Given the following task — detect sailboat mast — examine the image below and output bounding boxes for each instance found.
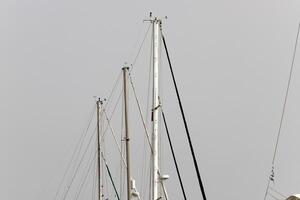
[152,18,161,200]
[122,66,132,200]
[96,98,102,200]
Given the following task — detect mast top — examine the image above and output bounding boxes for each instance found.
[96,97,106,105]
[122,62,130,71]
[143,13,164,25]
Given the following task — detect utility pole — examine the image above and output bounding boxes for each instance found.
[122,66,132,200]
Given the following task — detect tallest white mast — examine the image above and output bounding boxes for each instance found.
[152,17,161,200]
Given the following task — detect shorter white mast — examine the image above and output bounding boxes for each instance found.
[122,66,132,200]
[96,99,102,200]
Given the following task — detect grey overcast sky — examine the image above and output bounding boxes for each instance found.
[1,0,300,200]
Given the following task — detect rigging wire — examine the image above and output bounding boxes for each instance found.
[94,23,151,200]
[159,30,164,172]
[264,22,300,200]
[53,104,96,200]
[92,144,97,200]
[128,72,153,153]
[160,105,187,200]
[272,22,300,169]
[269,187,287,199]
[53,22,151,200]
[100,109,107,200]
[120,88,125,200]
[130,23,152,70]
[102,89,123,137]
[161,31,207,200]
[102,153,121,200]
[145,28,154,200]
[268,191,284,200]
[101,91,123,150]
[129,65,156,200]
[74,150,97,200]
[102,21,151,154]
[102,108,127,167]
[93,22,150,200]
[104,71,122,114]
[61,127,97,200]
[139,24,154,199]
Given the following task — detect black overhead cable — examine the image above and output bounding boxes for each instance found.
[160,106,187,200]
[161,33,207,200]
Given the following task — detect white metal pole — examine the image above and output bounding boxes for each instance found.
[122,66,132,200]
[96,99,102,200]
[152,18,161,200]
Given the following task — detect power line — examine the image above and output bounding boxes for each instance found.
[272,22,300,166]
[264,22,300,200]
